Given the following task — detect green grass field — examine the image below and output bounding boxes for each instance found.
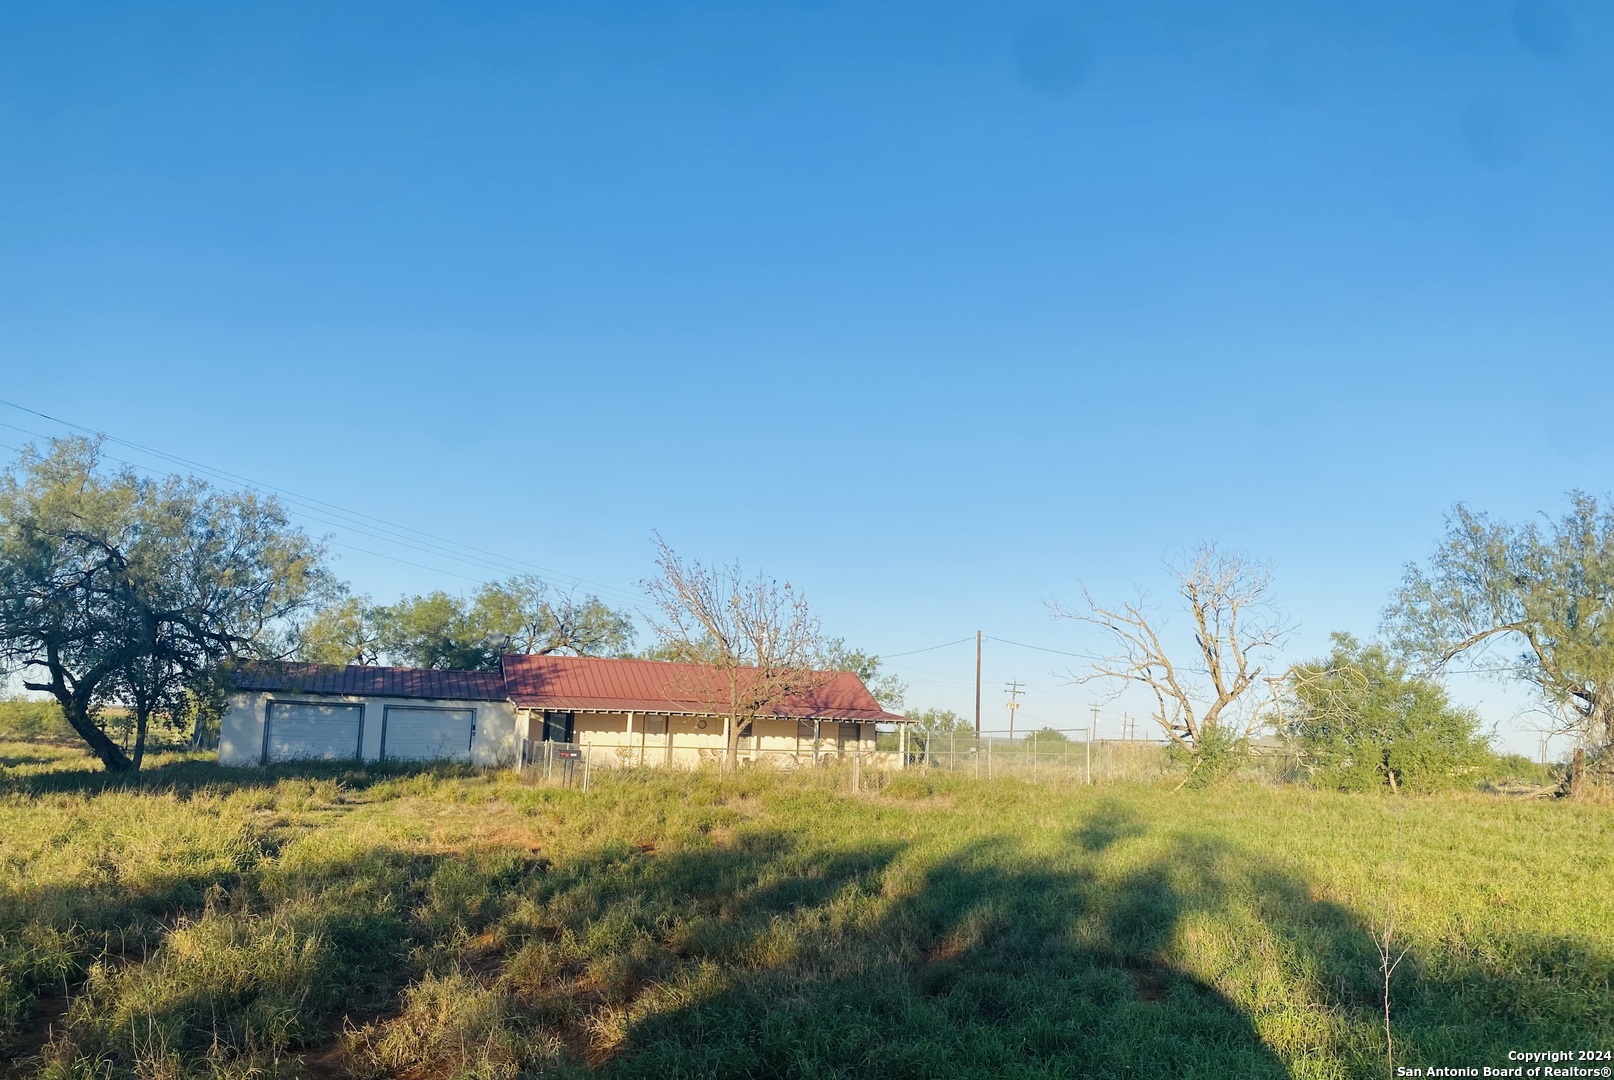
[1,739,1609,1080]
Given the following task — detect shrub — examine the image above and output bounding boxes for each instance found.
[0,696,71,739]
[1281,633,1495,793]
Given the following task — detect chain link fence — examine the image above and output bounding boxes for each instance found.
[515,729,1303,787]
[900,732,1171,782]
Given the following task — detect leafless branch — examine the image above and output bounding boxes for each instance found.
[1053,543,1293,754]
[641,533,827,768]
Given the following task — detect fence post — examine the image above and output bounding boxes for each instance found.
[950,730,956,771]
[987,737,992,780]
[582,744,591,793]
[852,750,860,795]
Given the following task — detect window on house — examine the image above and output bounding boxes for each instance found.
[542,710,575,743]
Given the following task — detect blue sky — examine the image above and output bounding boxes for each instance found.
[2,1,1610,754]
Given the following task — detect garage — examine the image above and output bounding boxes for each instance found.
[381,705,476,762]
[263,701,363,764]
[220,663,515,768]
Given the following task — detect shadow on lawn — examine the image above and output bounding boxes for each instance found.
[594,804,1612,1079]
[601,826,1298,1079]
[0,750,470,799]
[9,786,1612,1080]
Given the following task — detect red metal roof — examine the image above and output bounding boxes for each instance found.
[500,654,906,721]
[231,662,508,702]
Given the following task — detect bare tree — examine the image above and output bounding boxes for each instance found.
[1053,544,1292,776]
[1375,904,1410,1076]
[640,533,827,769]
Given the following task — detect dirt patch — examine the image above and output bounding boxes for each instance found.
[1123,960,1171,1003]
[289,1041,353,1080]
[2,995,70,1079]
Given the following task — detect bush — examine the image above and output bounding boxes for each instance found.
[1489,753,1554,787]
[1165,724,1251,787]
[0,696,70,739]
[1281,633,1495,793]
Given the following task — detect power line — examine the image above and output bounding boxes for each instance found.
[0,399,645,603]
[875,636,974,659]
[3,416,541,591]
[988,635,1106,661]
[0,399,648,606]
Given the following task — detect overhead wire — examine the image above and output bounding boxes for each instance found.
[0,399,646,602]
[988,635,1106,661]
[0,400,648,605]
[3,417,520,589]
[873,636,974,659]
[8,406,1535,682]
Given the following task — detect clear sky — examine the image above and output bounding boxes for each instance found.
[2,1,1610,754]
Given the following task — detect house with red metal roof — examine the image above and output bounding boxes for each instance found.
[218,654,907,769]
[502,654,905,768]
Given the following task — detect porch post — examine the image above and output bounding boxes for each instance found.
[626,711,635,765]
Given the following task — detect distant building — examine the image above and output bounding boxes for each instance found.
[219,654,907,769]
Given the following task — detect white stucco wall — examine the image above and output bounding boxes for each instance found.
[220,691,518,768]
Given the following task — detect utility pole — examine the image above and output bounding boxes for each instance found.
[974,631,982,736]
[1005,680,1023,740]
[1087,704,1097,785]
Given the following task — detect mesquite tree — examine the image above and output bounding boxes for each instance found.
[0,438,334,771]
[1386,494,1614,759]
[298,577,635,670]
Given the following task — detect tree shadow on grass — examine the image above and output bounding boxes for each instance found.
[6,826,907,1077]
[8,792,1612,1079]
[592,804,1613,1079]
[1071,799,1150,853]
[602,833,1295,1079]
[0,751,72,769]
[0,749,477,800]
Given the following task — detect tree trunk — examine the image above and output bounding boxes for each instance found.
[62,697,134,773]
[725,674,739,771]
[131,703,151,772]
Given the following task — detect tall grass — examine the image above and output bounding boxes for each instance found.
[0,739,1608,1079]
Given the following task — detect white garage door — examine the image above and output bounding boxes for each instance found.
[264,702,363,764]
[382,706,475,762]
